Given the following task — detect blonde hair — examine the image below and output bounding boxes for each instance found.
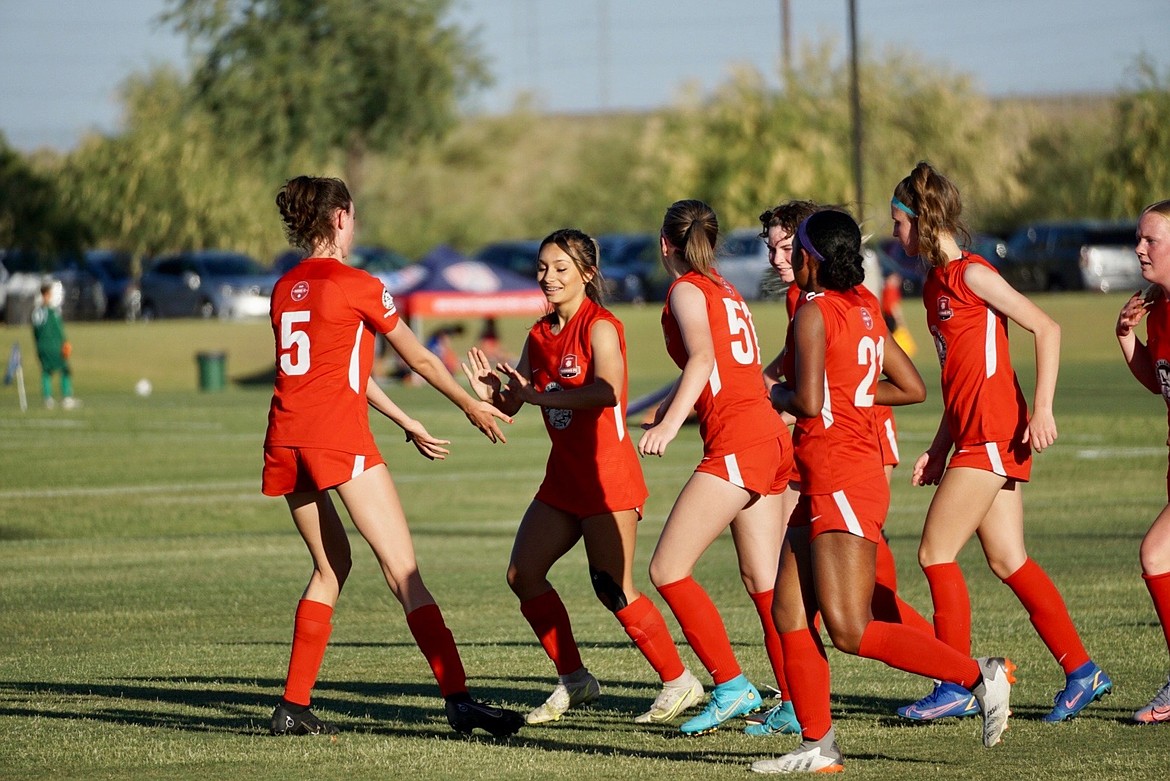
[662,199,719,281]
[892,161,971,270]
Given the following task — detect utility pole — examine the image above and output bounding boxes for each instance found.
[847,0,864,216]
[780,0,792,84]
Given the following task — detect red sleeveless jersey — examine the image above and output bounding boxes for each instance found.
[527,298,649,516]
[662,270,782,456]
[1147,288,1170,424]
[264,257,400,452]
[792,289,887,494]
[923,254,1028,447]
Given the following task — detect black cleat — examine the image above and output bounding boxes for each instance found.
[445,693,524,737]
[270,701,339,736]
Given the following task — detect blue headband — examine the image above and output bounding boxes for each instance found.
[795,217,824,265]
[891,197,917,217]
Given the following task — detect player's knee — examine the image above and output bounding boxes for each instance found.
[821,611,865,655]
[505,562,525,596]
[1140,535,1170,575]
[589,566,628,612]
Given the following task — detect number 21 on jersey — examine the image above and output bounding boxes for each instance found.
[854,335,884,407]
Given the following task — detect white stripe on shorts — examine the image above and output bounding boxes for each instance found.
[984,442,1006,477]
[883,417,900,462]
[351,454,366,480]
[725,453,744,489]
[832,489,865,537]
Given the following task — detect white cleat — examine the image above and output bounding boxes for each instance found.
[635,668,703,724]
[525,670,601,724]
[972,657,1017,747]
[750,726,844,774]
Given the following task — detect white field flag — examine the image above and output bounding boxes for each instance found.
[4,342,26,412]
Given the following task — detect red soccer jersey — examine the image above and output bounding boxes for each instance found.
[264,257,400,452]
[662,270,782,456]
[1147,288,1170,424]
[527,298,649,516]
[792,289,887,494]
[923,254,1028,447]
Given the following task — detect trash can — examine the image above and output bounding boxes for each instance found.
[196,351,227,392]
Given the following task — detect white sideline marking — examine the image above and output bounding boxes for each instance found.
[1075,447,1166,459]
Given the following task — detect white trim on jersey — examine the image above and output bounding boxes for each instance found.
[883,417,900,462]
[614,404,626,442]
[820,373,834,429]
[709,360,722,396]
[351,454,366,480]
[725,453,745,488]
[984,308,997,379]
[348,322,363,393]
[832,490,865,537]
[984,442,1007,477]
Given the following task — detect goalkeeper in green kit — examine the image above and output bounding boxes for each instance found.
[31,280,77,410]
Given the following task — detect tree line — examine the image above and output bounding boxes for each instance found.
[2,0,1168,269]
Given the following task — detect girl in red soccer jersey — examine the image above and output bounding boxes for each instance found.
[752,209,1014,774]
[637,199,793,735]
[890,161,1110,724]
[1116,199,1170,725]
[263,176,522,738]
[461,228,703,726]
[747,201,936,739]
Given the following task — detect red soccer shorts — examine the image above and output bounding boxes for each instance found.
[949,439,1031,482]
[696,435,790,496]
[789,475,889,543]
[262,446,385,496]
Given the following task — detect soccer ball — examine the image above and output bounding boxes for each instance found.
[135,378,153,397]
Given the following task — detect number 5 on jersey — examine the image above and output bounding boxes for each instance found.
[281,311,311,376]
[723,299,761,366]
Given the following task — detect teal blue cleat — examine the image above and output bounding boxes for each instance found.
[680,674,762,735]
[744,699,801,736]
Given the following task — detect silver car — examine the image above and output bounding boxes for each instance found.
[140,250,276,319]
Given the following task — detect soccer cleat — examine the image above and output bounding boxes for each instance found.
[635,668,703,724]
[1042,661,1113,722]
[525,670,601,725]
[61,397,79,410]
[1133,676,1170,725]
[750,726,844,774]
[744,699,801,736]
[270,701,339,736]
[897,681,979,721]
[971,657,1016,748]
[679,673,762,735]
[445,693,524,737]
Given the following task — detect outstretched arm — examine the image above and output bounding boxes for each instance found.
[365,378,451,460]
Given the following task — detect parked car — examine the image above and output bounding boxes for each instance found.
[0,248,106,324]
[597,233,660,302]
[716,228,771,300]
[139,250,277,320]
[1001,221,1138,292]
[59,250,140,320]
[473,240,542,278]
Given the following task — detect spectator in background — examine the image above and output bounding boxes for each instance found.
[31,280,77,410]
[426,324,464,373]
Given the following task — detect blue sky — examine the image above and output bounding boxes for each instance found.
[2,0,1168,152]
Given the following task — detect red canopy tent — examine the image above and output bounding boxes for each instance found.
[381,245,547,337]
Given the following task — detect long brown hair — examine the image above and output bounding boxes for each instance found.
[893,161,971,270]
[662,199,719,281]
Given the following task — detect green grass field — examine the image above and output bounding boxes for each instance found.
[1,293,1167,780]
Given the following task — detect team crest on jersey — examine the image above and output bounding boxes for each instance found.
[860,307,874,330]
[543,381,573,429]
[559,353,581,379]
[936,295,954,321]
[1157,359,1170,402]
[291,281,309,301]
[931,325,948,367]
[381,287,397,315]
